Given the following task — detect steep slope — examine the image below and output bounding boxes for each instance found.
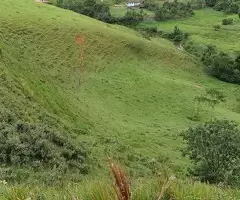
[0,0,240,179]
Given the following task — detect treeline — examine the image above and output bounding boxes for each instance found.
[143,0,195,21]
[206,0,240,14]
[56,0,195,25]
[55,0,239,26]
[56,0,144,25]
[155,1,194,21]
[56,0,114,23]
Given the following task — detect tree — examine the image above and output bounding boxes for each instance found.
[205,0,217,7]
[203,88,225,110]
[118,10,144,26]
[155,0,194,21]
[191,88,225,121]
[181,120,240,186]
[56,0,115,23]
[201,45,217,66]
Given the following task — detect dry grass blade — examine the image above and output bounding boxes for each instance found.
[109,161,130,200]
[157,175,176,200]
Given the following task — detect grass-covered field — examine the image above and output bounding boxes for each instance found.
[0,0,240,198]
[110,6,155,18]
[139,9,240,53]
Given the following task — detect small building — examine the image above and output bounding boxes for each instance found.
[126,0,144,8]
[35,0,49,3]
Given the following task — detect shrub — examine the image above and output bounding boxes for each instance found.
[181,120,240,187]
[190,0,206,9]
[213,24,221,31]
[165,26,189,43]
[117,10,144,26]
[214,0,240,14]
[137,26,158,38]
[201,45,240,84]
[143,0,159,11]
[206,0,218,7]
[204,0,240,14]
[0,108,89,182]
[222,18,234,25]
[191,88,225,121]
[155,1,194,21]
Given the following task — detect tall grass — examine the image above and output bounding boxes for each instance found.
[1,163,240,200]
[110,161,130,200]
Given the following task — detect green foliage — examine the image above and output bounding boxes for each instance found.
[222,18,234,25]
[213,24,221,30]
[0,108,89,183]
[165,26,189,42]
[181,120,240,186]
[56,0,115,23]
[214,0,240,14]
[117,9,144,26]
[1,0,240,192]
[190,0,206,9]
[201,45,240,84]
[143,0,159,11]
[190,88,225,121]
[155,0,194,21]
[203,88,226,109]
[205,0,218,7]
[235,88,240,113]
[205,0,240,13]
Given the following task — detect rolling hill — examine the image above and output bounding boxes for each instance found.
[0,0,240,198]
[1,0,240,173]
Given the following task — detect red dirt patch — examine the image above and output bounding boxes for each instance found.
[76,35,85,45]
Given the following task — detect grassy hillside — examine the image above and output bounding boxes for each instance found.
[1,0,240,176]
[1,0,240,198]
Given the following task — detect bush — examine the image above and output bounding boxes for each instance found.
[143,0,159,11]
[181,120,240,187]
[0,108,89,182]
[222,18,233,25]
[155,1,194,21]
[202,45,240,84]
[204,0,240,14]
[117,10,144,26]
[137,26,158,38]
[190,0,207,9]
[205,0,218,7]
[213,24,221,30]
[214,0,240,14]
[164,26,189,42]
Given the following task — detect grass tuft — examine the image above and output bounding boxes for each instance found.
[110,160,131,200]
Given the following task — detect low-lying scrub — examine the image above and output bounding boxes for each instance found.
[202,45,240,84]
[0,107,89,183]
[1,162,240,199]
[222,18,234,25]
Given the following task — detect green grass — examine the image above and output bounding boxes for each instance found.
[110,6,155,18]
[1,177,240,199]
[0,0,240,197]
[1,0,240,175]
[139,8,240,53]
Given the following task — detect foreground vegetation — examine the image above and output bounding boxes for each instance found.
[1,162,240,200]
